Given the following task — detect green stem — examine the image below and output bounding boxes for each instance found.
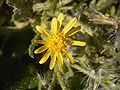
[48,73,57,90]
[57,72,69,90]
[0,20,32,34]
[71,64,100,80]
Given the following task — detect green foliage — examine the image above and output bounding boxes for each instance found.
[0,0,120,90]
[7,0,33,21]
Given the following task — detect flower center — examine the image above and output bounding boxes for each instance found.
[47,33,67,52]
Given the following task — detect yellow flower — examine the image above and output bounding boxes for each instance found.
[34,13,86,70]
[105,13,110,17]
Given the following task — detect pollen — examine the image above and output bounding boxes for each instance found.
[47,34,67,52]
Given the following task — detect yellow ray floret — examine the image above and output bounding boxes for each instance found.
[65,26,81,37]
[39,50,51,64]
[62,17,77,35]
[57,52,63,67]
[34,13,86,70]
[63,49,74,64]
[51,18,58,35]
[36,26,51,38]
[34,45,48,54]
[57,13,64,30]
[34,40,47,44]
[70,40,86,46]
[50,52,57,70]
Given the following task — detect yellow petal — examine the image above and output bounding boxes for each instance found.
[51,18,57,35]
[34,40,47,44]
[57,13,64,30]
[39,50,51,64]
[34,45,48,54]
[65,26,81,37]
[63,49,74,64]
[70,40,86,46]
[36,25,51,38]
[62,17,77,35]
[57,52,63,67]
[49,52,57,70]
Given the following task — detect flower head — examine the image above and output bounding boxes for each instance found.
[34,13,86,70]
